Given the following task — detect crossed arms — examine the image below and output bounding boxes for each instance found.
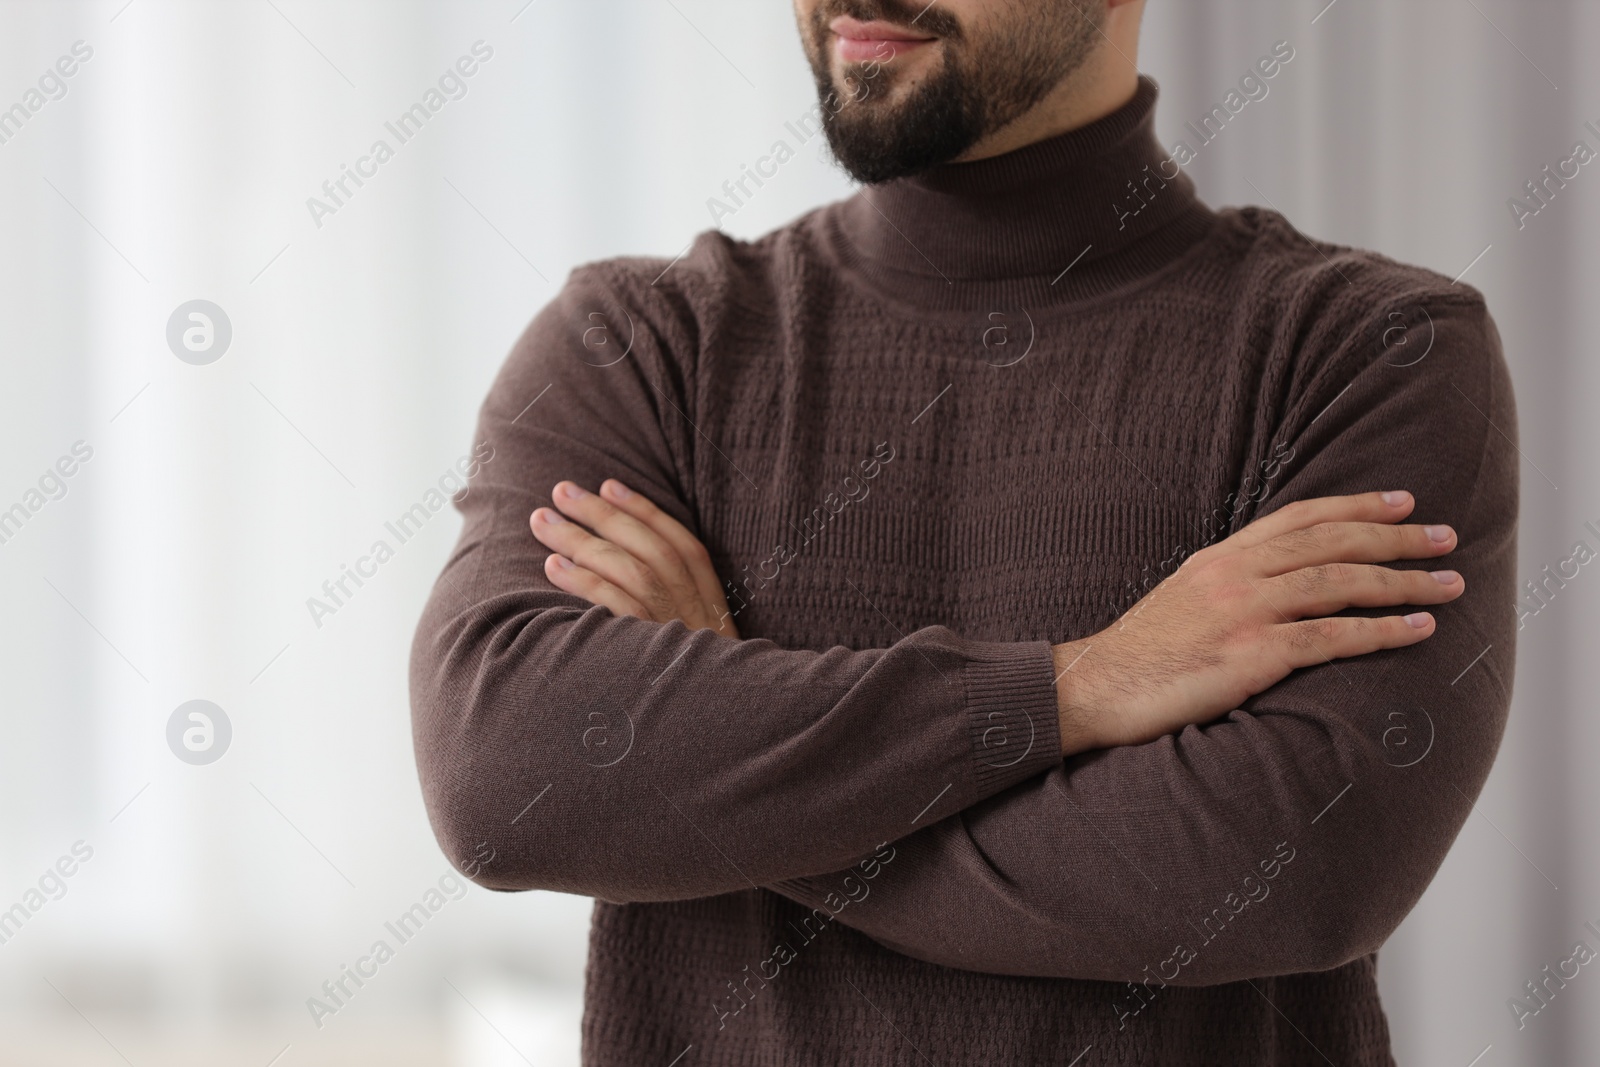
[409,268,1518,985]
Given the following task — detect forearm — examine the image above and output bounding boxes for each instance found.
[412,566,1064,900]
[778,295,1518,982]
[775,582,1512,983]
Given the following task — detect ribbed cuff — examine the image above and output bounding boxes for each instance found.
[964,641,1064,793]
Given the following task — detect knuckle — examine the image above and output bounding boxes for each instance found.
[1219,578,1253,607]
[1413,570,1445,595]
[1306,522,1343,548]
[1223,619,1269,655]
[1273,528,1319,558]
[1290,565,1330,595]
[1280,500,1315,525]
[1190,554,1236,586]
[1328,562,1360,585]
[1290,618,1337,648]
[626,559,661,594]
[587,538,624,567]
[629,574,672,616]
[1188,542,1233,574]
[665,566,698,601]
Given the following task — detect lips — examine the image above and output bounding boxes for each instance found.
[829,15,937,63]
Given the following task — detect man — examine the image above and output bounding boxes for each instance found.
[411,0,1517,1063]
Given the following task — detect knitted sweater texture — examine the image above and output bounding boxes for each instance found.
[411,78,1518,1066]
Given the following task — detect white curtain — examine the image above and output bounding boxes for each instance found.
[0,1,1593,1063]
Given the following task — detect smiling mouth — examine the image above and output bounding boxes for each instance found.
[828,15,938,63]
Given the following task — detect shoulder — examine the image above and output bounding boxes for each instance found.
[488,214,824,425]
[561,210,827,352]
[1212,205,1496,344]
[1205,206,1504,408]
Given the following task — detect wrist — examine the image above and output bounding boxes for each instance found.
[1050,639,1104,757]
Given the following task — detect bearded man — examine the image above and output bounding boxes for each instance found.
[411,2,1518,1063]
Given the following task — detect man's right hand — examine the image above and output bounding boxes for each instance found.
[1051,490,1465,756]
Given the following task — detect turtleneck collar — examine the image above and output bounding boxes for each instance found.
[817,75,1217,314]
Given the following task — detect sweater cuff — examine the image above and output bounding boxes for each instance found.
[963,641,1063,793]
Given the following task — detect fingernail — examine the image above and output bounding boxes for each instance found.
[537,508,565,524]
[1430,570,1461,584]
[552,554,574,569]
[1424,525,1453,543]
[1404,612,1431,628]
[556,482,586,500]
[605,480,632,500]
[1381,490,1410,506]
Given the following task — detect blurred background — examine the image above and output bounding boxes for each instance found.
[0,0,1595,1063]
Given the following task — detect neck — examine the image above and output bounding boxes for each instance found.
[817,76,1217,314]
[957,53,1142,163]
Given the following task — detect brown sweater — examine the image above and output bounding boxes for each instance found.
[411,77,1517,1065]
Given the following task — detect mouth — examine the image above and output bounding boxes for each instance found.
[828,15,938,63]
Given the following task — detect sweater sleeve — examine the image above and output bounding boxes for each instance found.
[408,262,1064,902]
[773,295,1519,985]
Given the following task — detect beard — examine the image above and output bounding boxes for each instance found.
[801,0,1104,184]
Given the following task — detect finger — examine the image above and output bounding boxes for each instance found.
[599,479,729,616]
[1226,490,1415,551]
[542,553,651,621]
[1274,612,1436,671]
[1245,520,1456,578]
[1264,564,1465,618]
[530,507,673,619]
[548,482,700,605]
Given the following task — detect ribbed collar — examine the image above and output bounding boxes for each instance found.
[817,75,1217,314]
